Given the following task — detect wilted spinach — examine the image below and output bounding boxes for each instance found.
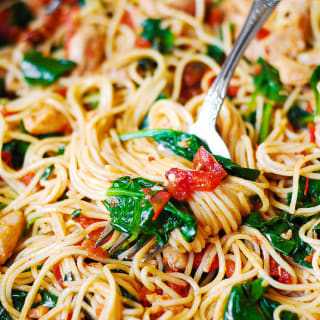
[310,66,320,115]
[2,140,30,169]
[287,104,314,130]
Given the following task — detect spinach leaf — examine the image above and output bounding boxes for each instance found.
[82,92,99,109]
[224,279,298,320]
[104,176,197,244]
[39,290,57,308]
[120,129,260,181]
[287,104,314,130]
[259,102,273,143]
[10,2,33,28]
[41,164,54,180]
[141,19,174,54]
[55,146,66,156]
[119,286,139,302]
[0,79,5,97]
[20,51,76,86]
[207,45,225,65]
[0,303,12,320]
[64,272,74,281]
[12,290,28,312]
[244,211,314,268]
[71,209,81,220]
[310,66,320,115]
[2,140,30,169]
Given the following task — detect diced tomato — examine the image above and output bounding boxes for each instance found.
[56,87,67,97]
[308,123,316,143]
[121,11,134,29]
[193,147,227,177]
[304,252,313,263]
[81,239,106,261]
[207,8,223,27]
[269,256,292,284]
[306,103,314,115]
[304,177,310,196]
[27,306,50,319]
[183,63,206,88]
[225,260,235,278]
[74,216,104,229]
[167,281,190,297]
[53,263,65,288]
[20,172,35,186]
[227,85,239,98]
[193,251,219,272]
[208,75,217,87]
[1,150,12,167]
[256,27,270,40]
[180,3,196,15]
[139,287,162,307]
[135,37,152,48]
[0,105,16,117]
[165,168,223,200]
[148,190,171,221]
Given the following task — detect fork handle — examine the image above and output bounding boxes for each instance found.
[195,0,280,128]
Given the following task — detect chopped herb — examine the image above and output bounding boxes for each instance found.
[83,92,99,109]
[55,146,65,156]
[141,19,174,54]
[58,190,68,201]
[63,272,74,281]
[206,44,225,65]
[244,211,316,268]
[104,176,197,244]
[310,66,320,115]
[20,50,76,86]
[41,164,54,180]
[23,265,43,273]
[224,278,298,320]
[12,290,28,312]
[71,209,81,220]
[10,2,33,28]
[2,140,30,170]
[120,129,260,181]
[38,290,57,309]
[287,104,314,130]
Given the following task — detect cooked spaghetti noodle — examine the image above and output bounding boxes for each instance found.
[0,0,319,319]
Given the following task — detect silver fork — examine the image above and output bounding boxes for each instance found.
[96,0,281,261]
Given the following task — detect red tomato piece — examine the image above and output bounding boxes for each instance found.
[53,263,65,288]
[121,11,134,29]
[308,123,316,143]
[207,8,223,27]
[269,256,280,277]
[135,37,152,48]
[148,190,171,221]
[225,260,235,278]
[193,251,219,272]
[279,269,293,284]
[28,306,50,319]
[269,256,292,284]
[183,63,206,88]
[167,281,190,297]
[56,87,67,97]
[20,172,35,186]
[81,239,106,261]
[193,147,227,177]
[304,177,310,196]
[139,287,162,307]
[227,85,239,98]
[256,27,270,40]
[165,168,223,200]
[1,150,12,167]
[74,216,103,229]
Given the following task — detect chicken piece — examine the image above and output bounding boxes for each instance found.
[268,55,312,86]
[23,106,70,135]
[162,246,188,271]
[67,25,104,74]
[0,211,24,265]
[298,49,320,66]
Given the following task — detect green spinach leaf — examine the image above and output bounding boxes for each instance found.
[141,19,174,54]
[287,104,314,130]
[310,66,320,115]
[20,51,76,86]
[41,164,54,180]
[0,303,12,320]
[12,290,28,312]
[71,209,81,219]
[39,290,57,308]
[207,45,225,65]
[120,129,260,180]
[2,140,30,169]
[104,176,197,244]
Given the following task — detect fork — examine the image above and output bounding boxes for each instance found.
[95,0,281,261]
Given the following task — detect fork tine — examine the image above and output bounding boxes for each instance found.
[117,235,152,261]
[95,223,114,248]
[107,233,131,254]
[141,242,167,263]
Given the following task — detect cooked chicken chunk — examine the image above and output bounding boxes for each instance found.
[23,106,70,135]
[0,211,24,265]
[162,246,188,271]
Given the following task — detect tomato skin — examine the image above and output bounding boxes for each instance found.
[135,37,152,48]
[81,239,106,260]
[225,260,235,278]
[53,263,65,288]
[165,168,222,200]
[256,27,270,40]
[308,123,316,143]
[1,150,12,167]
[269,256,292,284]
[20,172,35,186]
[207,8,223,27]
[193,251,219,272]
[193,147,227,177]
[27,306,50,318]
[148,190,171,221]
[74,216,103,229]
[167,281,190,297]
[227,85,239,98]
[121,11,134,29]
[279,268,292,284]
[183,63,206,88]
